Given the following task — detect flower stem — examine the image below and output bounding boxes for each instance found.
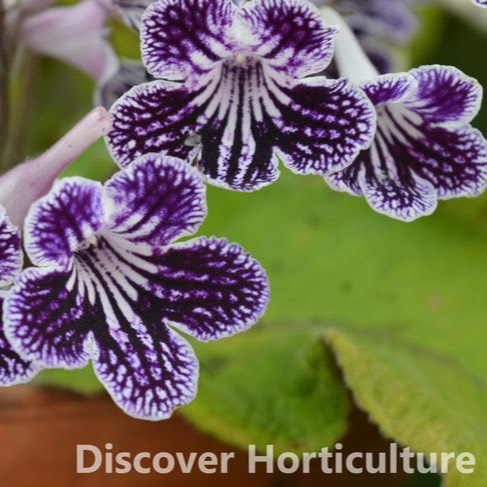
[0,106,113,227]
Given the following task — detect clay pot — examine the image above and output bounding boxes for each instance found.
[0,386,408,486]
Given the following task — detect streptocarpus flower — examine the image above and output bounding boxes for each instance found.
[4,153,269,419]
[0,207,38,386]
[323,8,487,221]
[472,0,486,7]
[106,0,376,191]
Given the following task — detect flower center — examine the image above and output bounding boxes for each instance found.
[76,234,100,253]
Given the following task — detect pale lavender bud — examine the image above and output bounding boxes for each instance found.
[0,107,113,227]
[19,0,117,81]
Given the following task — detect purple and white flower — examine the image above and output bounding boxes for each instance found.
[472,0,486,7]
[323,8,487,221]
[0,207,38,386]
[106,0,376,192]
[4,153,269,419]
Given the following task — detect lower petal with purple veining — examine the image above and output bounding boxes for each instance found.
[92,313,198,420]
[325,162,363,196]
[0,294,39,385]
[107,80,203,168]
[4,267,94,368]
[141,236,270,342]
[276,77,376,176]
[413,125,487,199]
[358,156,438,221]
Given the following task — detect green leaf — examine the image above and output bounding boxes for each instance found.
[325,328,487,486]
[184,323,350,454]
[182,171,487,486]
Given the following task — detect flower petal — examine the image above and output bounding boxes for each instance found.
[4,268,94,368]
[103,154,207,247]
[0,207,22,287]
[106,80,202,167]
[143,237,269,341]
[324,162,363,196]
[0,293,38,386]
[328,100,487,221]
[416,125,487,199]
[238,0,337,78]
[24,178,104,268]
[141,0,236,80]
[93,320,198,420]
[406,65,483,127]
[277,77,376,176]
[359,167,438,222]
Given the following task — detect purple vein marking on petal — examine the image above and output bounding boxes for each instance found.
[4,267,94,368]
[73,238,199,420]
[140,236,270,342]
[276,77,376,176]
[0,207,23,288]
[238,0,338,78]
[93,321,198,420]
[141,0,237,80]
[361,72,417,106]
[106,80,204,168]
[0,292,39,386]
[24,177,104,268]
[406,65,483,127]
[103,153,207,247]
